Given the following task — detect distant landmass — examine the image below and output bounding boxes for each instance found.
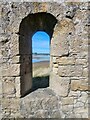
[32,53,50,55]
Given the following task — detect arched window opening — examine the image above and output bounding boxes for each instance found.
[19,12,57,97]
[32,31,50,91]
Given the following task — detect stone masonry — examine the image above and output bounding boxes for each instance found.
[0,1,89,118]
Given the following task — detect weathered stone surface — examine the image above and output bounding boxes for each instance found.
[82,68,88,77]
[78,92,88,103]
[0,2,88,119]
[74,101,85,108]
[3,81,16,96]
[58,65,83,77]
[68,91,81,97]
[51,34,69,56]
[52,67,58,74]
[2,98,20,117]
[50,73,70,96]
[15,77,21,98]
[2,77,16,98]
[52,56,58,63]
[73,107,88,115]
[11,41,19,57]
[51,18,75,57]
[11,56,20,64]
[71,80,88,91]
[10,99,20,113]
[57,57,75,65]
[0,79,2,98]
[53,63,58,68]
[61,97,74,105]
[75,58,88,65]
[0,100,2,119]
[2,64,20,77]
[2,99,11,111]
[62,105,74,113]
[20,88,61,118]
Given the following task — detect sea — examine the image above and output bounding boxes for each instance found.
[32,54,50,63]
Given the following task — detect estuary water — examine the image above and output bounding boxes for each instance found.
[32,54,50,63]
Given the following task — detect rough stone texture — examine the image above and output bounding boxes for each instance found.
[50,73,70,97]
[20,88,61,118]
[71,80,88,91]
[58,65,83,77]
[0,1,89,118]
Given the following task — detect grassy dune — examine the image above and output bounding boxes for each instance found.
[32,61,50,77]
[32,61,50,90]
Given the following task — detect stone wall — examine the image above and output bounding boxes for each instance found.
[0,1,89,118]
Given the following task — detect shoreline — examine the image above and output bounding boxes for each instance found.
[33,61,49,68]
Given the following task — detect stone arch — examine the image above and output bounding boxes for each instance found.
[19,12,57,97]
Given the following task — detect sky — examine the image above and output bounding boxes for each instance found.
[32,31,50,54]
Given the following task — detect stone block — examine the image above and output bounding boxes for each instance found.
[73,9,88,25]
[61,97,74,105]
[51,18,75,57]
[74,107,88,115]
[82,68,88,77]
[42,96,58,110]
[75,58,88,65]
[52,67,58,74]
[65,112,76,118]
[10,34,19,56]
[58,18,75,34]
[50,73,70,96]
[48,110,61,118]
[11,34,19,45]
[74,101,84,108]
[2,99,11,110]
[62,105,74,112]
[2,98,20,116]
[58,65,83,77]
[71,80,88,91]
[68,91,81,97]
[12,55,20,63]
[15,77,21,98]
[0,102,2,119]
[81,112,88,118]
[51,34,69,56]
[0,79,2,98]
[2,64,20,77]
[3,79,16,97]
[0,35,9,43]
[32,110,46,118]
[57,57,75,65]
[10,99,20,112]
[11,43,19,56]
[9,20,21,33]
[79,92,88,103]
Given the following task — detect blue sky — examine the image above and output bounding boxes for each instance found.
[32,31,50,54]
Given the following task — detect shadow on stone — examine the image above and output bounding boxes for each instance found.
[21,76,49,97]
[32,76,49,91]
